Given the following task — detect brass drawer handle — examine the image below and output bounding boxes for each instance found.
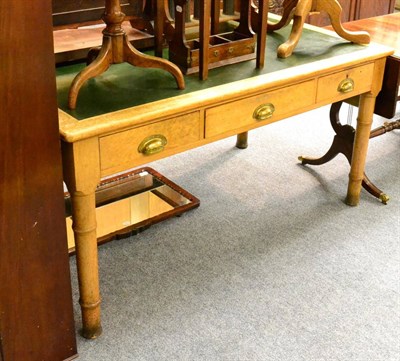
[138,134,167,156]
[337,78,354,93]
[253,103,275,121]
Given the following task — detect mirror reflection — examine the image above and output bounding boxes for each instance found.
[65,168,199,254]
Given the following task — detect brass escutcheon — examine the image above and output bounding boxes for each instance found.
[253,103,275,121]
[337,78,355,93]
[213,50,219,57]
[138,134,167,156]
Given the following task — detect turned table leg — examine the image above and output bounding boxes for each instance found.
[70,189,102,338]
[346,93,376,206]
[62,139,102,338]
[236,132,248,149]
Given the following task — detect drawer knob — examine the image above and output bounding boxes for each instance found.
[138,134,167,156]
[337,78,354,93]
[253,103,275,121]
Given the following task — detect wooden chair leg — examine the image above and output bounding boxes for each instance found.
[199,0,211,80]
[154,0,165,57]
[211,0,220,35]
[256,0,268,69]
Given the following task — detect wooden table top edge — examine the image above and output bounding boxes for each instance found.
[58,40,393,143]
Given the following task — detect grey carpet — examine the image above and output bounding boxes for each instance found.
[70,105,400,361]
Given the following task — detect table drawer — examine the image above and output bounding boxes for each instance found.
[100,112,202,173]
[316,63,374,103]
[205,80,315,138]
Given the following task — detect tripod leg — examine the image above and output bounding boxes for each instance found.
[123,35,185,89]
[277,0,312,58]
[299,136,341,166]
[68,38,113,109]
[318,0,370,44]
[362,174,389,204]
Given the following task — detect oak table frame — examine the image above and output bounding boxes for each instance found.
[58,23,393,338]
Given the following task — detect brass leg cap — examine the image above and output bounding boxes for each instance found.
[379,193,389,205]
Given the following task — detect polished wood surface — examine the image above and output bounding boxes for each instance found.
[354,0,396,20]
[341,12,400,56]
[0,1,77,359]
[58,26,393,337]
[341,12,400,118]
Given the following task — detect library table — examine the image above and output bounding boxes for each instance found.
[57,24,393,338]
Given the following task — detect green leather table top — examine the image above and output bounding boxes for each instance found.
[56,26,364,120]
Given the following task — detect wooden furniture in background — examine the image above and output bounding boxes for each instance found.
[268,0,396,26]
[168,0,255,78]
[52,0,142,27]
[300,12,400,203]
[67,0,185,109]
[165,0,268,79]
[0,1,77,360]
[57,26,392,338]
[267,0,370,58]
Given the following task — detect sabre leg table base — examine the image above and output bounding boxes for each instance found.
[298,101,398,204]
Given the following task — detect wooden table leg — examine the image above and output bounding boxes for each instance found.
[70,189,102,338]
[236,132,248,149]
[346,93,376,206]
[62,139,102,338]
[299,101,391,204]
